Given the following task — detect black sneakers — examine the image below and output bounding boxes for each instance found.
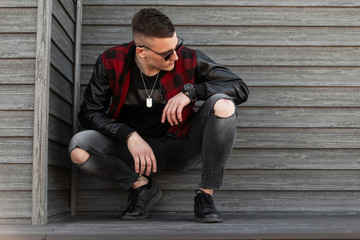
[121,177,162,220]
[121,180,222,223]
[194,190,224,223]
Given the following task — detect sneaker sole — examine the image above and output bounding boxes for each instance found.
[121,188,162,220]
[195,216,224,223]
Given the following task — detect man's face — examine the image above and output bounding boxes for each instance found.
[137,33,180,72]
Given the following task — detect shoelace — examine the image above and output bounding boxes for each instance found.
[126,188,145,211]
[195,192,216,212]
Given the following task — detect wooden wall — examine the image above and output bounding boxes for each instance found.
[78,1,360,215]
[0,0,79,224]
[0,0,38,224]
[48,0,76,221]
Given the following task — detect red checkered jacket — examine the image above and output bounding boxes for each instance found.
[79,42,249,141]
[101,42,196,137]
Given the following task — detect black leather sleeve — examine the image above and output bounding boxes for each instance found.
[78,55,134,142]
[195,50,249,105]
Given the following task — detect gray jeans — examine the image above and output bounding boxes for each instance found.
[68,93,237,190]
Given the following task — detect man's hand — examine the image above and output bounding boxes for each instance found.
[161,92,191,126]
[127,132,157,176]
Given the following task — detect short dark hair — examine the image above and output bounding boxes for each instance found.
[132,8,175,40]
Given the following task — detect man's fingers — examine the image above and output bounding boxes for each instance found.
[134,157,140,173]
[127,132,157,175]
[139,156,146,175]
[145,155,152,176]
[166,104,175,126]
[170,106,178,125]
[161,104,169,123]
[177,106,183,122]
[150,152,157,173]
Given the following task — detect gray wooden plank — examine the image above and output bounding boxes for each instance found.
[49,115,72,145]
[50,65,73,104]
[48,140,71,168]
[0,59,35,85]
[76,190,360,213]
[80,66,93,85]
[72,0,83,216]
[0,8,37,32]
[0,85,34,110]
[82,6,360,26]
[0,219,31,225]
[82,25,360,46]
[53,0,75,42]
[195,46,360,67]
[48,166,71,191]
[33,0,52,224]
[232,66,360,87]
[49,90,72,125]
[81,25,132,45]
[155,170,360,191]
[0,138,33,164]
[51,44,74,82]
[0,0,37,7]
[77,169,360,191]
[235,128,360,149]
[81,46,360,67]
[79,86,85,105]
[52,17,75,62]
[59,0,76,21]
[237,107,360,128]
[0,191,31,218]
[226,148,360,170]
[0,111,33,137]
[81,65,360,87]
[3,216,360,240]
[156,191,360,212]
[83,0,360,7]
[0,164,32,190]
[176,26,360,46]
[0,34,36,58]
[48,190,70,218]
[244,87,360,107]
[73,0,83,132]
[4,216,360,240]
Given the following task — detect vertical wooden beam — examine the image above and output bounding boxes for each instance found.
[71,0,82,216]
[32,0,52,225]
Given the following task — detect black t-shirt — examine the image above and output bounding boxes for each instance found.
[118,59,171,138]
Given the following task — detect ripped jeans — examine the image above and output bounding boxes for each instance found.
[68,93,237,190]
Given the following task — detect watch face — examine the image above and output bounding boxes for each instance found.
[184,84,193,91]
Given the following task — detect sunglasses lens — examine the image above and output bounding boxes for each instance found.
[165,51,174,61]
[164,38,183,61]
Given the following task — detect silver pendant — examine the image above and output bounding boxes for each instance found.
[146,97,152,108]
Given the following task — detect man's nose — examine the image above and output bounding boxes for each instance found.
[170,50,179,61]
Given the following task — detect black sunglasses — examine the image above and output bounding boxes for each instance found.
[137,37,183,61]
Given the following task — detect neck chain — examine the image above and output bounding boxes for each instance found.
[139,70,159,108]
[135,55,160,108]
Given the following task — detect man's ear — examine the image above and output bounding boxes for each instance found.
[135,47,146,58]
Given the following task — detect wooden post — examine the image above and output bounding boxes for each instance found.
[32,0,52,225]
[71,0,83,216]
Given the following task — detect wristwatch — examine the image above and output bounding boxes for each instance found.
[181,83,197,102]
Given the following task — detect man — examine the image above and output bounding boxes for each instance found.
[69,8,248,223]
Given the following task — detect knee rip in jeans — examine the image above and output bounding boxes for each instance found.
[213,98,235,118]
[70,147,90,165]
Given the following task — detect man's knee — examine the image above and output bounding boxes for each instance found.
[68,130,95,164]
[70,148,90,165]
[213,98,235,118]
